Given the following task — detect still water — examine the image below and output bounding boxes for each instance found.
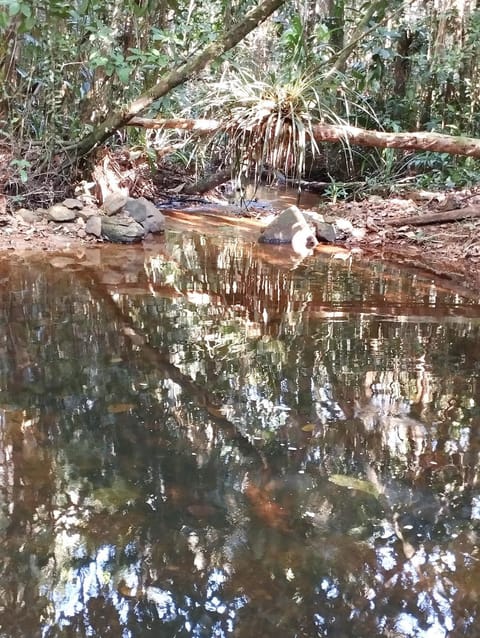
[1,226,480,638]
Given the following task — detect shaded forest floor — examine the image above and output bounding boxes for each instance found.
[1,147,480,291]
[330,192,480,290]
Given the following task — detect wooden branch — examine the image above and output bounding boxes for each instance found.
[129,116,220,134]
[68,0,286,160]
[183,168,232,194]
[127,116,480,160]
[388,206,480,227]
[311,124,480,158]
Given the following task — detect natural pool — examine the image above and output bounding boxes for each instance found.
[0,225,479,637]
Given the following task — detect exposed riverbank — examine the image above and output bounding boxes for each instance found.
[2,152,480,292]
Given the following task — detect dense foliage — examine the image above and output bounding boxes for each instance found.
[2,0,480,191]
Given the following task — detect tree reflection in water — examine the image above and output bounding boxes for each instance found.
[0,233,479,637]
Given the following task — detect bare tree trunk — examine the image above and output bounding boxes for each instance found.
[67,0,285,162]
[325,0,345,53]
[328,0,386,74]
[393,29,413,99]
[0,17,21,115]
[127,116,480,159]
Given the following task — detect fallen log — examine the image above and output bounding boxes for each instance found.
[311,125,480,159]
[127,117,480,160]
[129,116,220,134]
[388,206,480,227]
[183,168,232,194]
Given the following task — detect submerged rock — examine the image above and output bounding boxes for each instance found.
[259,205,318,250]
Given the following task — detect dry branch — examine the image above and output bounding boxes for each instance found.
[68,0,286,161]
[127,117,480,160]
[388,206,480,227]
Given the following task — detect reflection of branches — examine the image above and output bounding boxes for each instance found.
[3,240,480,636]
[73,262,267,463]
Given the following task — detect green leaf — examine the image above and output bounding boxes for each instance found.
[8,1,20,16]
[329,474,381,499]
[89,54,109,68]
[116,65,130,84]
[22,12,35,29]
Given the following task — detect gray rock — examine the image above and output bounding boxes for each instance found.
[334,218,354,234]
[299,210,347,243]
[143,206,165,234]
[35,207,48,219]
[312,220,338,243]
[303,210,325,224]
[16,208,38,224]
[101,214,145,243]
[123,197,146,222]
[63,198,84,210]
[123,197,165,234]
[302,210,338,243]
[103,193,128,216]
[258,205,317,249]
[47,204,77,222]
[85,215,102,238]
[77,206,100,221]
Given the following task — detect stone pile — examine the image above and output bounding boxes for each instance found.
[15,193,165,244]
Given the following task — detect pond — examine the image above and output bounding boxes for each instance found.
[0,223,480,638]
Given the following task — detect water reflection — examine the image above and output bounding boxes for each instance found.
[242,183,323,210]
[0,232,479,637]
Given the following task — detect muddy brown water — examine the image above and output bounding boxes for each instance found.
[0,217,479,637]
[242,183,324,209]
